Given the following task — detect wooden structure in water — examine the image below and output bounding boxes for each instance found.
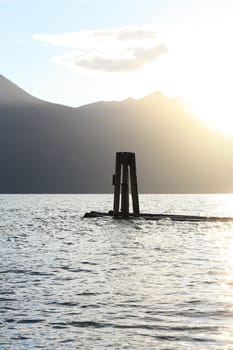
[84,152,233,223]
[113,152,139,218]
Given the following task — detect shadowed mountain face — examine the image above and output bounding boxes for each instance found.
[0,75,233,193]
[0,75,37,105]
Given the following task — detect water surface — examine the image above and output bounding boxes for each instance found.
[1,194,233,349]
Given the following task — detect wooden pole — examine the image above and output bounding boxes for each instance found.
[112,152,139,218]
[113,152,121,218]
[129,153,140,216]
[121,157,129,218]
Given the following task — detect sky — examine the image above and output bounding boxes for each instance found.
[1,0,233,134]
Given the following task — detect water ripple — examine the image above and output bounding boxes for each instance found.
[1,194,233,349]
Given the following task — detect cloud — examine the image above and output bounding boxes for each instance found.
[33,26,158,48]
[50,45,167,72]
[34,26,168,73]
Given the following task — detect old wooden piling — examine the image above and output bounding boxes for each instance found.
[129,153,140,217]
[83,152,233,222]
[113,152,121,217]
[113,152,140,218]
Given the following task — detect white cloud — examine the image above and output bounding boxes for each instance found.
[50,45,167,73]
[33,26,167,73]
[33,26,158,48]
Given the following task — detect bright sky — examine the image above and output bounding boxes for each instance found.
[1,0,233,134]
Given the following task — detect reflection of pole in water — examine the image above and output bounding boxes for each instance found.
[112,152,140,218]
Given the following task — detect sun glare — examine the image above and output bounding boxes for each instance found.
[188,47,233,136]
[156,20,233,137]
[182,45,233,136]
[190,95,233,136]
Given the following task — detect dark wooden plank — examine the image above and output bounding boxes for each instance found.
[84,211,233,222]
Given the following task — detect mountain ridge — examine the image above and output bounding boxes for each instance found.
[0,74,232,194]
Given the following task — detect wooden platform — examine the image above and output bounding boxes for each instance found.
[83,211,233,222]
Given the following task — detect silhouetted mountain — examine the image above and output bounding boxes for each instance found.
[0,74,38,105]
[0,74,233,193]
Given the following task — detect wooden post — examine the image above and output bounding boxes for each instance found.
[121,157,129,218]
[129,153,140,217]
[113,152,121,218]
[112,152,140,218]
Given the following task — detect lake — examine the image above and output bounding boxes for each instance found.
[1,194,233,349]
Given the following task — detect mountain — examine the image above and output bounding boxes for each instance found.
[0,74,38,105]
[0,74,233,193]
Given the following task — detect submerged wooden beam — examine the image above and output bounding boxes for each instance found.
[83,211,233,222]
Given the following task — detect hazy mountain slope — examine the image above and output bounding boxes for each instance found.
[0,74,40,105]
[0,75,232,193]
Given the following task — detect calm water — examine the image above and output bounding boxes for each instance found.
[1,194,233,349]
